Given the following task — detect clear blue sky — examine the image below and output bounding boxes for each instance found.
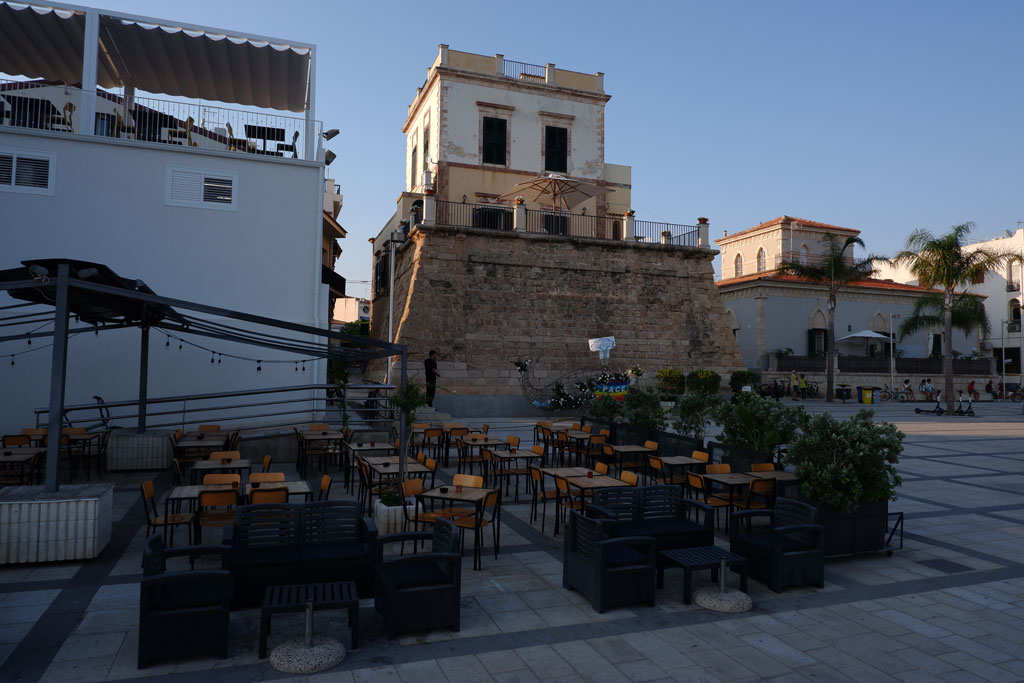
[96,0,1024,297]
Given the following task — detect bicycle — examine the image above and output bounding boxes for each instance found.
[879,384,910,403]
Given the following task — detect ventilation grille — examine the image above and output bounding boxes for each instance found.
[0,150,54,194]
[166,166,237,210]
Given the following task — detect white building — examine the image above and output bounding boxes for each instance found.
[0,2,335,433]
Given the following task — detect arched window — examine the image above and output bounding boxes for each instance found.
[734,253,743,277]
[1011,299,1021,322]
[756,248,766,272]
[800,245,809,265]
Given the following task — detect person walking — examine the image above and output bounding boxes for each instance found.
[424,350,440,407]
[799,374,808,399]
[790,370,799,401]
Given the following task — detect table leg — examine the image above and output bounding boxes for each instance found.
[259,608,271,658]
[656,565,665,589]
[683,567,693,605]
[348,603,359,650]
[739,562,748,594]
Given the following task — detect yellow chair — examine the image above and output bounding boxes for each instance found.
[319,474,333,500]
[196,489,238,542]
[619,471,639,486]
[202,473,240,486]
[209,450,241,461]
[250,472,285,484]
[198,425,221,433]
[250,487,289,504]
[141,481,192,546]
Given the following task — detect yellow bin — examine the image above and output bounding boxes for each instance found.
[861,388,873,404]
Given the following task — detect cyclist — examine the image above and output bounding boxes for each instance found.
[902,378,915,401]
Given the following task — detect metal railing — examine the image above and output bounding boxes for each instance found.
[776,355,993,375]
[435,199,513,230]
[523,210,623,239]
[35,383,397,432]
[1,79,322,161]
[634,220,699,245]
[503,60,546,81]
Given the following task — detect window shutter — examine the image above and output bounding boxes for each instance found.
[482,117,506,165]
[166,166,237,210]
[15,157,49,188]
[0,154,12,186]
[545,126,567,173]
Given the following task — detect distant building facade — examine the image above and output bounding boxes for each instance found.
[717,217,979,374]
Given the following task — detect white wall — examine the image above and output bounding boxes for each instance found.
[0,129,325,433]
[438,80,604,178]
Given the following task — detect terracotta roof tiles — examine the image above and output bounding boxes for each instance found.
[716,216,859,244]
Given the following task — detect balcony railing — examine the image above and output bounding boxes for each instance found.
[503,59,546,81]
[524,209,624,239]
[0,79,322,161]
[435,200,514,231]
[634,220,699,246]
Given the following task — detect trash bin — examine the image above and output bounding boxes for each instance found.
[862,388,873,404]
[856,386,865,403]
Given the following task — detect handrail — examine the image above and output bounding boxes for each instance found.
[35,382,398,431]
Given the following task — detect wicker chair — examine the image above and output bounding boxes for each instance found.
[730,498,824,592]
[374,518,461,638]
[562,510,656,613]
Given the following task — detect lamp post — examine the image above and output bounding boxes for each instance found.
[1000,319,1006,397]
[889,313,900,393]
[385,223,408,384]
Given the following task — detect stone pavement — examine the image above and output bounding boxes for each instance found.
[2,402,1024,682]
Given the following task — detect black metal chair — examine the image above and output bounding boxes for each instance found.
[730,497,825,592]
[562,510,656,613]
[138,536,232,669]
[374,518,461,638]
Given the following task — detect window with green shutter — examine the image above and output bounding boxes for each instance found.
[482,117,506,165]
[545,126,568,173]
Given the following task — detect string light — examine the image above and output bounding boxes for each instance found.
[165,338,170,348]
[9,356,13,366]
[256,360,262,373]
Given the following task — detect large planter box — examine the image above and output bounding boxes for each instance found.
[0,483,114,563]
[373,499,408,535]
[814,499,889,557]
[107,431,172,471]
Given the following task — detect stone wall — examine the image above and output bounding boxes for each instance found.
[368,224,743,411]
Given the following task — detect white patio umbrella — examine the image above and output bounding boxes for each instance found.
[497,173,609,210]
[835,330,892,343]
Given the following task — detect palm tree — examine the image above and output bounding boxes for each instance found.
[890,223,1007,412]
[778,234,879,402]
[898,292,991,341]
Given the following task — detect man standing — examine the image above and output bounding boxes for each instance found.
[424,350,440,407]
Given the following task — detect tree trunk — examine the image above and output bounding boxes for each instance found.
[944,296,954,413]
[826,294,836,402]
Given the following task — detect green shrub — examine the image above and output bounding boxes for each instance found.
[729,370,761,394]
[686,369,721,395]
[655,368,686,399]
[623,387,666,430]
[783,410,903,513]
[714,392,808,453]
[672,391,722,442]
[585,394,623,423]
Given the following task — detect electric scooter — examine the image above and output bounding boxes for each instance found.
[954,391,975,417]
[915,390,945,415]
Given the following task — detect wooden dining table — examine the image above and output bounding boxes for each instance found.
[0,446,43,484]
[417,485,499,570]
[362,456,430,477]
[164,481,311,518]
[190,458,252,484]
[608,444,654,472]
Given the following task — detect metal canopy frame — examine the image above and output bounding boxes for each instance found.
[0,260,407,493]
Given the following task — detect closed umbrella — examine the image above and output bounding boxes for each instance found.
[498,173,608,210]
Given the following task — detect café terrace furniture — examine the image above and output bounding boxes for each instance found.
[730,497,825,592]
[586,485,715,585]
[562,510,657,613]
[138,535,231,669]
[222,500,377,607]
[374,518,461,638]
[658,546,748,605]
[259,581,359,658]
[417,484,499,570]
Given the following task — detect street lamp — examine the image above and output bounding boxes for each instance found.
[1001,319,1007,397]
[384,223,408,384]
[889,313,900,392]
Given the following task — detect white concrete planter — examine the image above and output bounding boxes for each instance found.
[0,483,114,563]
[107,432,171,471]
[372,499,406,535]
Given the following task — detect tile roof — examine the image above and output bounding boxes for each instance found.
[716,216,860,244]
[715,271,948,294]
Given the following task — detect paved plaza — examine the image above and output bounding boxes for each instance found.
[2,402,1024,682]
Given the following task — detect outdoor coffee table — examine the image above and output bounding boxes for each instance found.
[259,581,359,658]
[658,546,747,604]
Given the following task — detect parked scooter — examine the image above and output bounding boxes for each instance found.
[915,390,945,416]
[954,390,975,417]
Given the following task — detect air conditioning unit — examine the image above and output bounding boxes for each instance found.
[1007,282,1021,292]
[1009,322,1022,333]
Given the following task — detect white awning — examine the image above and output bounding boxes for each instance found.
[0,2,312,112]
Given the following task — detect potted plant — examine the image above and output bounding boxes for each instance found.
[513,196,525,206]
[655,368,686,401]
[583,393,622,441]
[729,369,761,395]
[713,393,807,467]
[372,487,409,535]
[618,386,665,443]
[784,410,903,557]
[671,390,721,444]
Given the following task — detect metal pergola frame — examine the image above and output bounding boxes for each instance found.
[0,260,408,492]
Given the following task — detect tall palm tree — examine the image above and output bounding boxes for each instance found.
[778,233,879,402]
[898,292,991,341]
[890,223,1007,412]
